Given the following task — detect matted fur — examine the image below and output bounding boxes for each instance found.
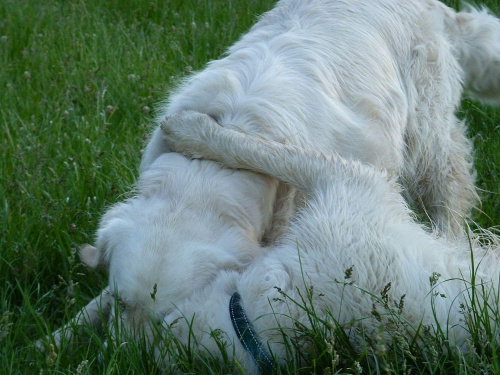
[41,0,500,355]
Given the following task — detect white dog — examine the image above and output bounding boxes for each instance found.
[159,111,500,374]
[42,0,500,351]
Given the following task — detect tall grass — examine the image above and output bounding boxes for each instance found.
[1,0,500,373]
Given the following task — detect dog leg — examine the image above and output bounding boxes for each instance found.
[36,288,113,350]
[402,119,478,236]
[452,7,500,103]
[161,111,375,193]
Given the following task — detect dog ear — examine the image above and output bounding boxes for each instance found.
[79,244,102,269]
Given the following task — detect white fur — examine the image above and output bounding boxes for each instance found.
[141,0,500,236]
[42,0,500,351]
[159,111,500,373]
[441,3,500,103]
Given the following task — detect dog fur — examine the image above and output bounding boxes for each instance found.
[41,0,500,353]
[159,110,500,373]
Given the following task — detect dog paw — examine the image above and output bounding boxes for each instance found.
[35,331,63,353]
[160,110,219,158]
[34,338,47,352]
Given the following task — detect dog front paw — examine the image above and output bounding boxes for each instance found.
[160,110,219,158]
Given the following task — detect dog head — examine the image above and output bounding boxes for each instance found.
[80,151,273,338]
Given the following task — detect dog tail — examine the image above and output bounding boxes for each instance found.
[447,5,500,103]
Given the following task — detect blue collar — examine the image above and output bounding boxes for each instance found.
[229,292,275,374]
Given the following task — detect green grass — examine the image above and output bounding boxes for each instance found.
[1,0,500,373]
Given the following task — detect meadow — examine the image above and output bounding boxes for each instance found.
[2,0,500,373]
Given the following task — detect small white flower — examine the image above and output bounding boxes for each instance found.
[354,361,362,373]
[75,359,88,375]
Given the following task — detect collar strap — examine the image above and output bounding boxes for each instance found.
[229,292,275,374]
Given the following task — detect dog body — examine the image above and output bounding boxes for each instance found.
[141,0,500,235]
[44,0,500,352]
[160,111,500,373]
